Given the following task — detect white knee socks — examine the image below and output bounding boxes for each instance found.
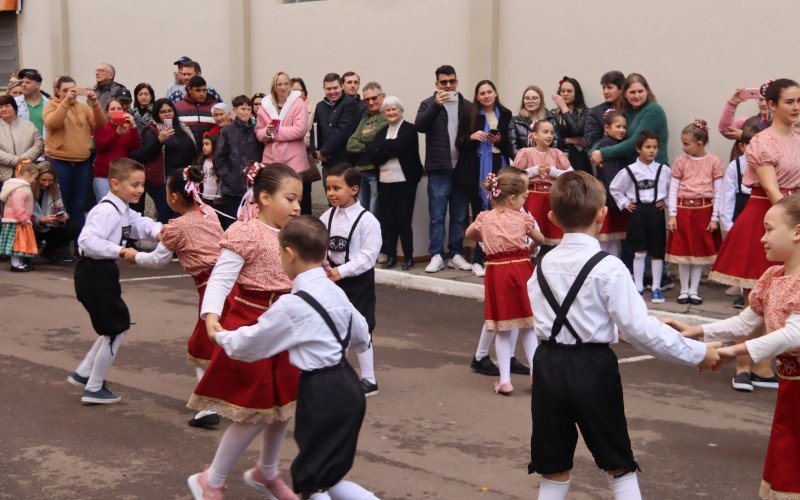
[259,419,289,481]
[494,330,513,383]
[633,252,646,292]
[84,333,126,392]
[517,327,539,370]
[650,259,663,291]
[678,263,691,294]
[10,255,22,267]
[689,264,703,295]
[607,472,642,500]
[538,477,570,500]
[207,422,265,488]
[678,264,703,295]
[475,324,495,359]
[357,344,375,384]
[75,337,105,378]
[328,480,378,499]
[599,239,621,258]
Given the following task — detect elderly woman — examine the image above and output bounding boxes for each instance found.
[32,162,79,262]
[367,96,423,270]
[0,94,43,183]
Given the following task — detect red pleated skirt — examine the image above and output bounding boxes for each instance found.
[666,201,721,265]
[525,183,562,245]
[187,287,300,423]
[760,359,800,499]
[709,188,777,289]
[598,205,627,241]
[484,250,534,331]
[187,269,217,368]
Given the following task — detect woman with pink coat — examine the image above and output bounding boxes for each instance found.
[255,70,309,176]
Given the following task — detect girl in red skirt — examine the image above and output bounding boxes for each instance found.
[513,120,572,246]
[126,166,224,429]
[678,195,800,499]
[593,110,632,257]
[666,119,724,305]
[466,171,544,395]
[187,163,301,500]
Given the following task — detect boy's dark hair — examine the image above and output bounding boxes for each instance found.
[326,163,361,188]
[187,75,207,89]
[635,130,659,150]
[166,165,204,205]
[109,158,145,181]
[279,215,328,263]
[232,94,251,108]
[550,171,607,230]
[600,70,625,89]
[323,73,342,85]
[342,71,358,81]
[184,61,202,74]
[435,65,456,79]
[740,124,760,144]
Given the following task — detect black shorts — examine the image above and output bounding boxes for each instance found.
[625,203,666,259]
[529,342,638,475]
[337,269,376,333]
[74,257,130,336]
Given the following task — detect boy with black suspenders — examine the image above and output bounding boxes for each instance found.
[210,216,378,499]
[527,171,720,500]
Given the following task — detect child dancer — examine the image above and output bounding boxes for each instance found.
[126,165,224,428]
[666,119,724,305]
[610,131,671,303]
[465,171,544,395]
[68,158,162,404]
[675,195,800,499]
[513,120,572,246]
[528,171,719,500]
[187,162,301,500]
[593,110,631,257]
[198,132,221,206]
[320,163,382,397]
[212,215,378,500]
[0,161,39,272]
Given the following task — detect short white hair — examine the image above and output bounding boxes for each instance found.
[381,95,404,112]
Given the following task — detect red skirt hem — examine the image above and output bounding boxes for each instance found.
[187,270,217,365]
[598,206,627,241]
[666,205,721,264]
[525,190,562,245]
[761,378,800,498]
[484,251,534,331]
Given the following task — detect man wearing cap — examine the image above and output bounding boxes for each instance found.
[15,68,49,138]
[167,56,191,98]
[114,88,133,112]
[92,63,128,109]
[168,61,222,104]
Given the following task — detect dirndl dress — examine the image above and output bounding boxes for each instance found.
[187,269,220,368]
[760,352,800,499]
[0,222,37,257]
[666,197,721,265]
[484,249,535,331]
[525,181,562,245]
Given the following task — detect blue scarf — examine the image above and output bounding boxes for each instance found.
[478,106,507,208]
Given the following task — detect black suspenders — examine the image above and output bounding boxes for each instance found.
[735,157,743,195]
[624,164,664,204]
[536,251,609,346]
[326,207,368,264]
[295,290,351,365]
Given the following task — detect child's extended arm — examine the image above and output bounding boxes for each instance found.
[710,177,723,229]
[609,169,632,211]
[201,248,244,329]
[719,162,738,233]
[133,242,173,268]
[214,297,295,362]
[465,222,482,242]
[720,313,800,363]
[667,177,679,231]
[128,211,163,242]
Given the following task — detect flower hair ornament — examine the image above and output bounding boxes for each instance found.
[691,119,708,131]
[485,172,501,200]
[760,79,775,97]
[181,166,211,218]
[603,108,615,119]
[237,162,266,222]
[558,76,570,85]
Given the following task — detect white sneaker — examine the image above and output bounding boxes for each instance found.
[725,285,742,297]
[425,254,445,273]
[448,254,472,271]
[472,263,485,277]
[377,253,388,264]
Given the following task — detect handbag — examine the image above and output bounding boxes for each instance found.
[301,150,322,183]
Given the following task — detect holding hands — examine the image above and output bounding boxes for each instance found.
[120,247,138,264]
[206,314,224,343]
[662,318,734,372]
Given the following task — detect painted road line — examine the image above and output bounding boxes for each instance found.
[58,274,189,283]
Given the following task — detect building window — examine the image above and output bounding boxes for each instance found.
[0,12,18,87]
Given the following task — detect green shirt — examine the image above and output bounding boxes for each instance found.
[27,98,45,136]
[346,112,388,171]
[595,102,670,165]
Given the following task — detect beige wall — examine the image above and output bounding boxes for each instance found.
[16,0,800,256]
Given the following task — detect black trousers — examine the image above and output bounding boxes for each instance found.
[218,194,243,230]
[301,180,313,215]
[378,181,416,259]
[337,269,376,333]
[74,258,130,336]
[35,219,80,254]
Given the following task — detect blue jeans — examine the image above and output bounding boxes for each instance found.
[92,177,110,201]
[427,169,467,257]
[358,170,379,215]
[51,157,92,228]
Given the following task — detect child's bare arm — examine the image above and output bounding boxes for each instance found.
[465,223,482,242]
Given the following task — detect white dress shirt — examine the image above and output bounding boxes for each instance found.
[134,243,173,268]
[78,192,162,260]
[701,308,800,363]
[609,159,671,211]
[200,248,245,318]
[379,122,406,183]
[527,232,707,365]
[320,203,381,279]
[215,267,370,371]
[719,156,751,233]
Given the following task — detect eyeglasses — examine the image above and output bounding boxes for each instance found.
[523,97,539,101]
[158,108,174,115]
[438,79,457,86]
[363,95,382,103]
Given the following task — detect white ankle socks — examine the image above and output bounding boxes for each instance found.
[357,345,375,384]
[538,477,570,500]
[606,471,642,500]
[475,324,495,360]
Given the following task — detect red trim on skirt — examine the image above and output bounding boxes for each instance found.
[484,250,534,331]
[598,206,627,241]
[709,188,778,288]
[525,188,562,245]
[666,203,721,264]
[760,377,800,498]
[187,269,218,367]
[188,287,300,423]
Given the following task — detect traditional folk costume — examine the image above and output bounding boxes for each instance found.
[666,154,724,265]
[702,266,800,499]
[594,136,631,246]
[710,128,800,289]
[0,178,38,260]
[216,267,374,497]
[190,219,299,423]
[513,147,572,245]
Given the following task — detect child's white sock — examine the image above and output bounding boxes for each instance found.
[328,480,379,499]
[606,471,642,500]
[599,239,621,258]
[509,328,519,358]
[357,344,375,384]
[309,493,332,500]
[518,327,538,369]
[195,366,205,382]
[689,264,703,295]
[678,263,691,294]
[207,422,265,488]
[258,419,289,481]
[650,259,663,291]
[10,255,22,267]
[494,330,513,383]
[75,337,105,378]
[538,477,570,500]
[633,252,646,292]
[475,324,495,359]
[86,332,126,392]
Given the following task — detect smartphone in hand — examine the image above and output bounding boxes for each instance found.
[738,88,761,101]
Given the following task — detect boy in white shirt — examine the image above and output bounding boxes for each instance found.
[527,171,720,500]
[209,215,377,500]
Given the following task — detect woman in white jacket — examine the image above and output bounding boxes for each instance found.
[0,94,43,182]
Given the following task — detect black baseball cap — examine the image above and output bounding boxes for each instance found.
[173,56,192,66]
[114,88,132,102]
[17,68,42,83]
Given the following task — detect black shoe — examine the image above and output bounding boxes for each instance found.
[401,258,414,270]
[661,274,675,291]
[689,294,703,305]
[188,413,221,428]
[470,356,500,376]
[732,372,754,392]
[510,356,530,375]
[751,373,779,389]
[733,295,745,309]
[381,258,397,269]
[360,378,379,397]
[9,264,30,272]
[677,293,690,305]
[60,254,77,264]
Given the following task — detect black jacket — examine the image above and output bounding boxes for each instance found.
[313,94,361,168]
[215,118,264,197]
[367,121,423,184]
[553,106,590,172]
[584,102,614,150]
[595,135,634,207]
[508,114,532,159]
[453,104,513,188]
[414,92,470,171]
